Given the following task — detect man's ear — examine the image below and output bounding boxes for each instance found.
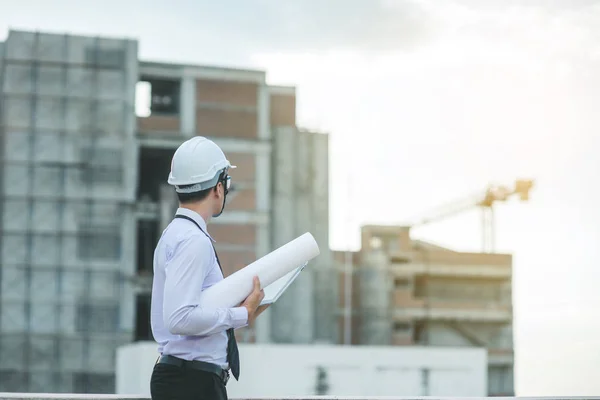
[214,182,223,198]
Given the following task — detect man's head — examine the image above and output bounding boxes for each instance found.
[167,137,235,218]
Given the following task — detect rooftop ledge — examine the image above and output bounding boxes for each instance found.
[0,395,598,400]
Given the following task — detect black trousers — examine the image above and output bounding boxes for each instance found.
[150,362,228,400]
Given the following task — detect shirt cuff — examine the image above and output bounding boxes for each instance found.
[230,306,249,329]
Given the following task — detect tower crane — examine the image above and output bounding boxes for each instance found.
[408,179,534,253]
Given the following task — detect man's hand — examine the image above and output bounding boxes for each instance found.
[255,304,270,318]
[242,276,265,325]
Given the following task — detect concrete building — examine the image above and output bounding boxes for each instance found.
[336,225,514,397]
[133,62,336,346]
[116,341,487,397]
[0,29,336,393]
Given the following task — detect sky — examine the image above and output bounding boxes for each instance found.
[3,0,600,395]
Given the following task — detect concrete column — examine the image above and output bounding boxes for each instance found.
[252,84,272,343]
[179,74,196,137]
[292,132,315,343]
[120,205,137,336]
[270,127,298,343]
[271,127,323,344]
[123,40,139,203]
[359,249,392,345]
[257,84,270,140]
[253,148,272,343]
[311,133,337,344]
[123,137,139,203]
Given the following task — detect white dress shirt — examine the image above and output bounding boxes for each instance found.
[150,207,248,368]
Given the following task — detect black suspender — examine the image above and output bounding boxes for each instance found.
[174,214,223,274]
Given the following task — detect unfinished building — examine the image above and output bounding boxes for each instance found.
[0,29,336,393]
[336,225,514,397]
[133,61,336,346]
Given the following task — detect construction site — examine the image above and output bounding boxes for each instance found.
[0,29,336,393]
[0,28,526,397]
[335,181,533,397]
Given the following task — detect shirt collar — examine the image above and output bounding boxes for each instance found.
[174,207,215,242]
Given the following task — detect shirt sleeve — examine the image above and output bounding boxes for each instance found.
[163,234,248,336]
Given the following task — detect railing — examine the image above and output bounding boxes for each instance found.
[0,394,598,400]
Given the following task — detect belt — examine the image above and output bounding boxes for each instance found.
[156,355,230,385]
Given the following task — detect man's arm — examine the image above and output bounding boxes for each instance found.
[163,235,248,336]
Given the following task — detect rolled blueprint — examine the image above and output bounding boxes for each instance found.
[198,232,320,308]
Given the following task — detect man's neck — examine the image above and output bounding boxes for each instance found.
[179,203,212,224]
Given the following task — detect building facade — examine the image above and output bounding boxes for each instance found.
[0,29,337,393]
[336,225,514,397]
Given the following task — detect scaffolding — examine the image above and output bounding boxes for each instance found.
[0,30,138,393]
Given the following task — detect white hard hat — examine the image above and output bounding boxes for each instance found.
[168,137,236,193]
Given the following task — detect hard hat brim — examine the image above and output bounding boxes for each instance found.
[171,165,236,193]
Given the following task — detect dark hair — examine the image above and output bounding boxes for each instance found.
[176,185,214,204]
[176,170,228,205]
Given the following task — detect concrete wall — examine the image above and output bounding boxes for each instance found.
[270,127,336,344]
[116,342,487,397]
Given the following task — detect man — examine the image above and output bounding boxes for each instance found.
[150,136,268,400]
